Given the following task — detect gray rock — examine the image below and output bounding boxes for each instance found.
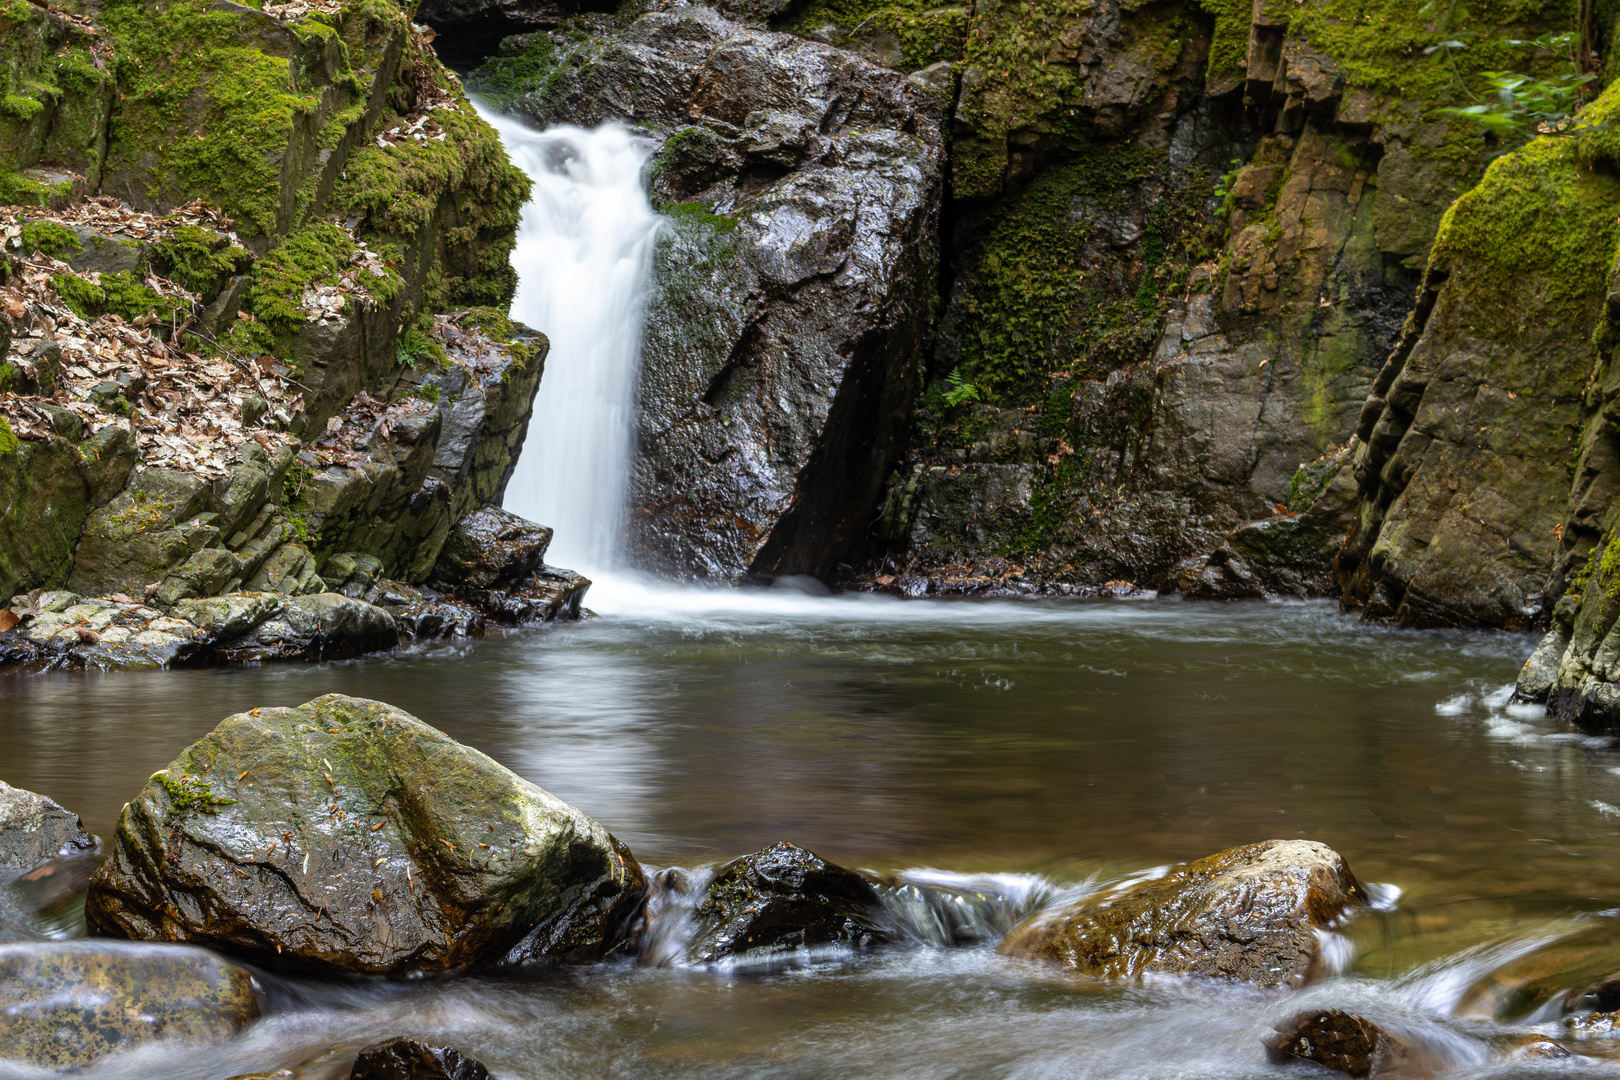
[212,593,398,662]
[86,694,646,976]
[1518,628,1570,703]
[349,1037,492,1080]
[0,781,95,879]
[0,941,259,1068]
[431,506,551,590]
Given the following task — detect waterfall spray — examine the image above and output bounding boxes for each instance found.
[478,109,662,575]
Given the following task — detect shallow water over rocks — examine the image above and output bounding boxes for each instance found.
[6,593,1620,1076]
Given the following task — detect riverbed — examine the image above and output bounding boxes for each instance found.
[5,589,1619,1077]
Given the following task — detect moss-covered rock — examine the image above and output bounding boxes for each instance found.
[86,693,647,976]
[0,941,260,1069]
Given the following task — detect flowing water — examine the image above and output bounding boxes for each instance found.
[5,115,1620,1076]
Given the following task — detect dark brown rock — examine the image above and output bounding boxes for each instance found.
[685,841,890,964]
[998,839,1365,987]
[0,780,96,879]
[0,941,260,1068]
[350,1037,492,1080]
[86,694,646,977]
[1265,1009,1407,1077]
[431,505,552,591]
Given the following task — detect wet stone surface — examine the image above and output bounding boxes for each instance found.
[0,940,260,1068]
[998,839,1366,986]
[348,1037,492,1080]
[86,694,647,977]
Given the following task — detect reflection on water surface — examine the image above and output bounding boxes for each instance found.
[4,592,1619,1078]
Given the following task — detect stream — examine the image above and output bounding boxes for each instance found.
[5,594,1620,1077]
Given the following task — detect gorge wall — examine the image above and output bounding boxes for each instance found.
[0,0,583,669]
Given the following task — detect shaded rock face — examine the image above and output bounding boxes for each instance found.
[684,842,888,964]
[1265,1010,1408,1078]
[86,694,647,977]
[490,6,943,582]
[350,1037,492,1080]
[998,840,1364,986]
[0,781,95,878]
[0,941,260,1069]
[431,505,552,590]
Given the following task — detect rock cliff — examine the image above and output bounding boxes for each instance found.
[0,0,583,670]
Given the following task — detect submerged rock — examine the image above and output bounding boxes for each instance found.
[86,694,647,977]
[1265,1009,1408,1077]
[0,941,259,1068]
[684,842,890,964]
[349,1037,492,1080]
[0,780,95,878]
[998,840,1365,987]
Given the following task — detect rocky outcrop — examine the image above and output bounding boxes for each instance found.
[998,839,1364,986]
[0,941,260,1069]
[474,6,944,581]
[86,694,647,976]
[0,780,95,878]
[684,842,890,964]
[350,1038,493,1080]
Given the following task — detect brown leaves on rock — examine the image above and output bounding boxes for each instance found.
[4,197,242,248]
[262,0,342,19]
[305,392,434,469]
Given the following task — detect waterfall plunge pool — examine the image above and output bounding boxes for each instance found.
[5,595,1620,1078]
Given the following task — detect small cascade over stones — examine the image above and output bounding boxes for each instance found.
[479,110,663,576]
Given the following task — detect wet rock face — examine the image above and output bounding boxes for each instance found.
[431,506,552,591]
[998,840,1364,986]
[1265,1010,1407,1077]
[685,842,889,963]
[494,6,942,582]
[0,781,95,878]
[0,941,260,1069]
[350,1037,492,1080]
[86,694,647,977]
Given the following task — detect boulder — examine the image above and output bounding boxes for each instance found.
[684,842,890,964]
[1264,1009,1408,1077]
[430,506,552,591]
[998,840,1365,987]
[0,941,259,1069]
[462,566,591,625]
[207,593,399,663]
[0,780,95,878]
[86,694,647,977]
[349,1037,492,1080]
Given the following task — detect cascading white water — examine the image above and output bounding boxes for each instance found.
[477,108,662,575]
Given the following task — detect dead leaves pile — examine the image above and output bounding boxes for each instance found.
[2,213,301,478]
[307,392,434,469]
[2,197,243,250]
[263,0,343,19]
[301,235,393,324]
[435,312,520,379]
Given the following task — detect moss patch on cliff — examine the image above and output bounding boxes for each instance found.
[1430,129,1620,336]
[782,0,969,70]
[243,222,400,335]
[155,225,252,298]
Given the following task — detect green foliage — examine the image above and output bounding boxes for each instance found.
[52,269,189,324]
[782,0,969,70]
[417,381,440,403]
[0,167,59,207]
[1433,29,1597,145]
[1211,157,1243,202]
[662,201,739,234]
[243,223,400,335]
[19,220,80,259]
[49,272,104,318]
[152,770,236,821]
[943,367,981,406]
[1195,0,1255,86]
[0,417,17,456]
[395,326,446,369]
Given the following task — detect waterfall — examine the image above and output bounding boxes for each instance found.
[477,109,662,576]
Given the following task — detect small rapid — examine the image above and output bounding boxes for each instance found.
[477,110,662,576]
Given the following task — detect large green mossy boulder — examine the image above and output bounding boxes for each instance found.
[999,840,1365,987]
[86,694,646,977]
[0,941,259,1069]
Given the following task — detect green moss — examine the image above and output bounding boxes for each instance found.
[461,306,515,341]
[0,94,42,121]
[50,273,104,317]
[0,168,56,207]
[19,220,80,259]
[156,225,252,297]
[1195,0,1253,87]
[243,222,399,335]
[1430,129,1620,336]
[662,200,739,234]
[783,0,969,70]
[0,417,17,457]
[466,29,599,113]
[395,326,446,369]
[152,770,236,821]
